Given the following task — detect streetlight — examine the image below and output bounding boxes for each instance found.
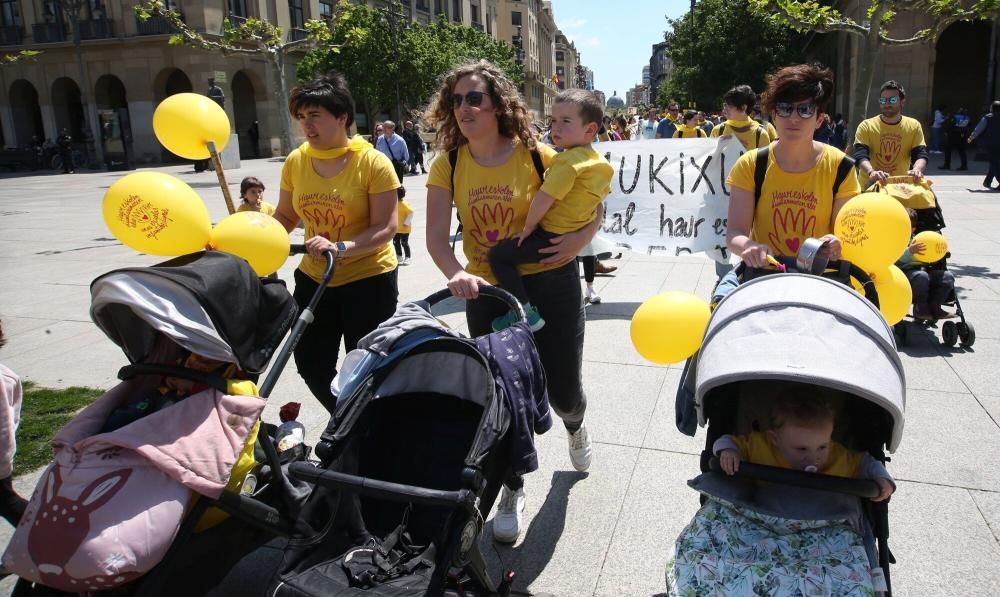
[513,25,525,92]
[384,3,404,123]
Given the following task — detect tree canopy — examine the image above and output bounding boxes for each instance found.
[657,0,807,110]
[298,1,520,128]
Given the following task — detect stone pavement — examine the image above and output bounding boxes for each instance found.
[1,155,998,596]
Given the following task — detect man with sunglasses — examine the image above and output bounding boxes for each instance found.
[853,80,928,185]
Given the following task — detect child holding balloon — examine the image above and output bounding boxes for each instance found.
[896,209,954,321]
[237,176,276,216]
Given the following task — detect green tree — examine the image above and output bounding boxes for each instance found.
[659,0,806,110]
[1,50,41,66]
[751,0,1000,139]
[135,0,340,153]
[298,1,519,129]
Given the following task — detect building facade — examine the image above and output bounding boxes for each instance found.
[495,0,557,122]
[553,30,578,91]
[626,83,650,108]
[649,40,670,94]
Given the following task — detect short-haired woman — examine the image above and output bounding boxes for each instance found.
[424,60,601,544]
[273,72,400,413]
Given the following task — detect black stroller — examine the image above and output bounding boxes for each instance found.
[269,287,544,596]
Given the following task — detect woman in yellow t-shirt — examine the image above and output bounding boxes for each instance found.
[714,64,861,303]
[425,60,601,543]
[273,72,400,413]
[672,110,708,138]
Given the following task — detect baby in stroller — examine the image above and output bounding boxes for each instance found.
[897,208,956,322]
[715,388,895,502]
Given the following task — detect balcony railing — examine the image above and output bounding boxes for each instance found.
[31,22,67,43]
[228,14,248,28]
[79,18,114,40]
[288,27,308,41]
[0,26,23,46]
[136,14,178,35]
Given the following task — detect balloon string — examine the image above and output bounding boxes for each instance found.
[207,141,236,215]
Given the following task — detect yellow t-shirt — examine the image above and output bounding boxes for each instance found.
[673,125,707,138]
[237,200,276,216]
[727,144,861,257]
[427,141,560,283]
[396,200,414,234]
[729,431,865,479]
[280,147,399,286]
[710,119,771,149]
[854,115,926,176]
[765,121,778,141]
[538,146,613,235]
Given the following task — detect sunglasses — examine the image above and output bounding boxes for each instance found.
[774,101,818,118]
[450,91,487,109]
[878,96,900,105]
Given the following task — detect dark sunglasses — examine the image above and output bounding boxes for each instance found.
[878,96,900,105]
[774,101,818,118]
[450,91,487,109]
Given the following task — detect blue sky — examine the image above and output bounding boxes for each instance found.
[549,0,691,100]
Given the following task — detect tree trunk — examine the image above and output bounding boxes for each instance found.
[271,51,296,155]
[848,3,886,147]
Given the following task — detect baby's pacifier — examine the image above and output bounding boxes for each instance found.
[804,465,818,473]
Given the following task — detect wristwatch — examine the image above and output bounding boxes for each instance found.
[335,241,347,257]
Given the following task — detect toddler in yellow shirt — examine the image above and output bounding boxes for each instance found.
[714,387,895,502]
[488,89,613,332]
[237,176,276,216]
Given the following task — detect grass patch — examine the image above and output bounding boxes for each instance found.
[14,381,102,476]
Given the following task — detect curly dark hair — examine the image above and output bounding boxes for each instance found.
[423,60,535,153]
[761,63,835,117]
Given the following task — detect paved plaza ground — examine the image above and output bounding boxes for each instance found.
[1,153,999,595]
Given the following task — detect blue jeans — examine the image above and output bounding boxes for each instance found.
[711,269,740,305]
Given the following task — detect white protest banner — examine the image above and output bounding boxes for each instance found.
[594,136,746,261]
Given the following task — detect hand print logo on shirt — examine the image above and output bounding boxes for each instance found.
[469,202,515,247]
[302,207,346,242]
[767,207,817,256]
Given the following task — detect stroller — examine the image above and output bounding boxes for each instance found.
[2,249,335,595]
[268,287,548,596]
[667,273,905,596]
[876,178,976,348]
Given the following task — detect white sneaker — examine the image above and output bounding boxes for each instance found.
[493,486,525,543]
[585,286,601,304]
[568,425,592,472]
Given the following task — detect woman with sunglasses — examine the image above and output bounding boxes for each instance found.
[273,72,400,413]
[713,63,861,302]
[425,60,601,544]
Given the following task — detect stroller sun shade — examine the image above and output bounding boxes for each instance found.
[90,251,298,374]
[695,274,906,452]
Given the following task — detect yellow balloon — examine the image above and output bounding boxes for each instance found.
[210,212,291,276]
[912,230,948,263]
[834,192,911,273]
[102,172,211,256]
[630,291,711,365]
[870,265,912,325]
[153,93,230,160]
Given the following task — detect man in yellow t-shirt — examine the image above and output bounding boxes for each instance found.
[710,84,771,150]
[487,90,613,332]
[853,79,929,184]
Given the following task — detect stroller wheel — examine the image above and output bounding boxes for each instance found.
[942,321,959,347]
[958,322,976,347]
[893,322,908,346]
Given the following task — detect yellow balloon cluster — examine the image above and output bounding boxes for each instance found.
[210,212,291,276]
[630,292,711,365]
[912,231,948,263]
[102,172,212,256]
[834,193,911,273]
[152,93,230,159]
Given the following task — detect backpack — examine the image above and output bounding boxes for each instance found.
[716,122,765,149]
[752,146,856,207]
[448,145,546,252]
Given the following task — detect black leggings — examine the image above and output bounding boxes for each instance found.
[292,268,398,413]
[393,233,411,258]
[579,256,596,283]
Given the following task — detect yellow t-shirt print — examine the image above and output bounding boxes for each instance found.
[468,195,516,247]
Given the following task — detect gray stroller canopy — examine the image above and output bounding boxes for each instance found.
[695,274,906,452]
[90,251,298,374]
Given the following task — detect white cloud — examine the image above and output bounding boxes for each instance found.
[559,17,587,31]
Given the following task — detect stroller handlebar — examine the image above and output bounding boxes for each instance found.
[424,285,528,324]
[288,462,474,507]
[736,259,880,308]
[708,456,881,499]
